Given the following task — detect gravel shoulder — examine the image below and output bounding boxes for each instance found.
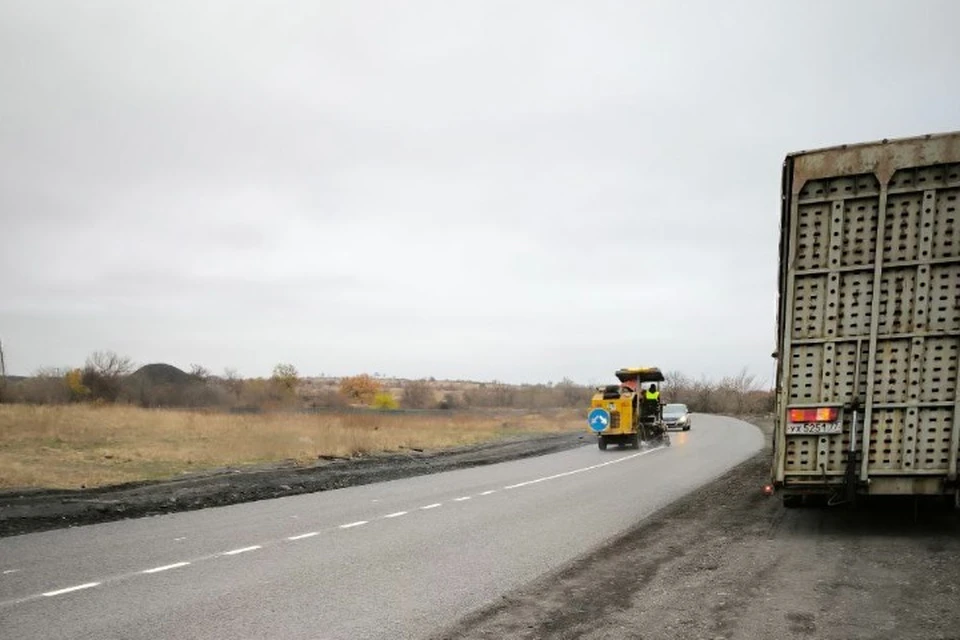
[0,431,587,538]
[435,418,960,640]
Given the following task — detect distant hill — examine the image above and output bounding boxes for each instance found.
[128,363,194,386]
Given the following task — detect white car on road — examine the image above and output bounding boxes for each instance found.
[662,403,692,431]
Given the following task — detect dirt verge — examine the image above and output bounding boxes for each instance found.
[0,431,587,538]
[436,419,960,640]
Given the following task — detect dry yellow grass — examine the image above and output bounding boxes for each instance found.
[0,404,584,490]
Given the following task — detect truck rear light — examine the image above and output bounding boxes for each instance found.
[789,407,838,423]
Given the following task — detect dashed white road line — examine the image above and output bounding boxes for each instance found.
[42,582,101,597]
[141,562,190,574]
[222,545,262,556]
[5,447,669,610]
[504,448,657,490]
[287,532,319,541]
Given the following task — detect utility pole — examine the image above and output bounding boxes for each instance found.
[0,338,6,404]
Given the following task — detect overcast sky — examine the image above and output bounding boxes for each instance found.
[1,1,958,385]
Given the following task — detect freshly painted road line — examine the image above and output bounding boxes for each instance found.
[286,532,320,541]
[141,562,190,575]
[221,546,261,556]
[42,583,101,597]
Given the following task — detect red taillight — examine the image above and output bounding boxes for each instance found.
[789,407,838,423]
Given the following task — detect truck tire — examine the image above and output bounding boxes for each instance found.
[631,433,640,449]
[598,436,607,451]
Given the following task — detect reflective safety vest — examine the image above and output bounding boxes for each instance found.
[645,389,660,402]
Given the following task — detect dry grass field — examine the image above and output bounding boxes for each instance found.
[0,404,583,490]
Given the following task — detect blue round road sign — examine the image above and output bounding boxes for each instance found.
[588,408,610,432]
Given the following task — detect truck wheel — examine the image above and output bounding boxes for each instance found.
[631,433,640,449]
[598,436,607,451]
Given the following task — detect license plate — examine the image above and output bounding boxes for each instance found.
[786,422,842,435]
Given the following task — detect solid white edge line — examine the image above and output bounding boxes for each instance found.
[42,582,101,597]
[141,562,190,574]
[384,511,408,518]
[454,496,471,501]
[340,520,368,529]
[420,503,441,510]
[287,532,319,541]
[222,545,262,556]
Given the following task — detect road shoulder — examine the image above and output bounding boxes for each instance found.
[435,418,960,640]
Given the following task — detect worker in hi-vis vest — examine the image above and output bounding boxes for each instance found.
[645,383,660,403]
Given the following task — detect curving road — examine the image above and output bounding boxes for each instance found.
[0,415,762,639]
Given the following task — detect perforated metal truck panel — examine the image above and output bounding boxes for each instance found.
[774,132,960,493]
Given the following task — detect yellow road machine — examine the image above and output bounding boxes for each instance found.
[588,367,670,450]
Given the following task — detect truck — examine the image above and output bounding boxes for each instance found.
[771,131,960,507]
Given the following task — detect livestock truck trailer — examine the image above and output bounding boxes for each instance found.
[771,131,960,507]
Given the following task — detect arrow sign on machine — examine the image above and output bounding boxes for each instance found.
[588,408,610,432]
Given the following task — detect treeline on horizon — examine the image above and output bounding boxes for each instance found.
[0,350,774,415]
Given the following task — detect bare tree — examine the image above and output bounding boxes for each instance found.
[82,350,135,402]
[86,351,134,377]
[189,364,211,382]
[401,379,433,409]
[727,367,759,415]
[222,368,244,401]
[271,363,300,395]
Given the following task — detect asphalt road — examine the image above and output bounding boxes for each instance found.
[0,415,763,640]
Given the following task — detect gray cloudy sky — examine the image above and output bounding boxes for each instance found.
[1,1,958,385]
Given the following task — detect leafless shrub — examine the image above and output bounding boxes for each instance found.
[401,379,433,409]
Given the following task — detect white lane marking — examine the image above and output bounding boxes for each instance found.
[222,545,262,556]
[454,496,472,502]
[141,562,190,574]
[174,537,186,542]
[480,490,497,496]
[287,532,319,541]
[290,515,300,519]
[504,448,659,490]
[42,582,101,597]
[420,503,441,510]
[340,520,368,529]
[384,511,408,518]
[2,570,20,575]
